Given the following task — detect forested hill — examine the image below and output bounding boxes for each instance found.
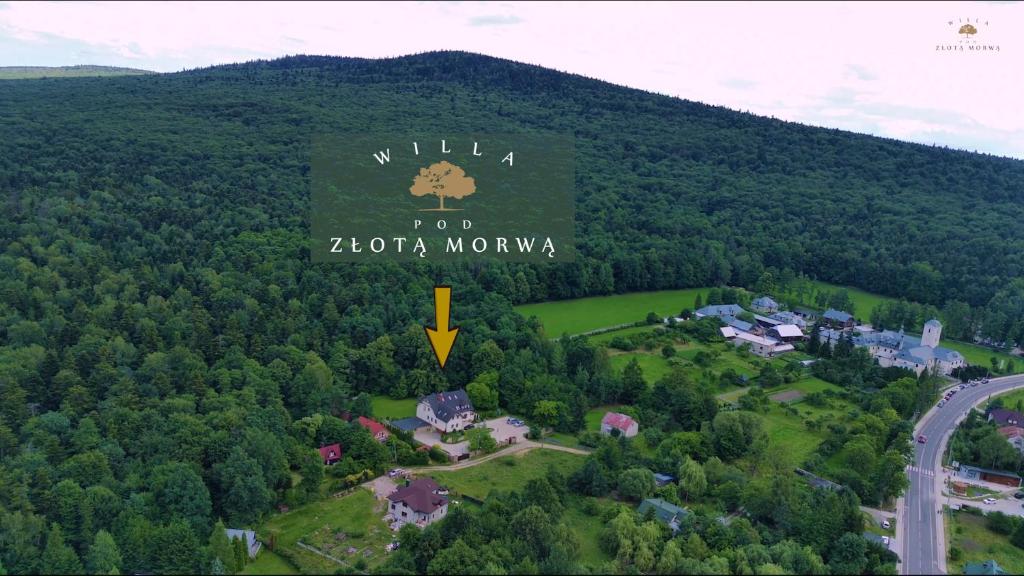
[0,51,1022,574]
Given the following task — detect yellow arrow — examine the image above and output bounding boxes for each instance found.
[425,285,460,369]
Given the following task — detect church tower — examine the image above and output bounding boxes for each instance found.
[921,319,942,348]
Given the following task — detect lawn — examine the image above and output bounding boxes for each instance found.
[515,288,713,336]
[992,390,1024,413]
[782,279,895,320]
[585,405,625,431]
[759,407,831,466]
[428,448,586,500]
[588,325,664,344]
[608,352,674,384]
[241,550,299,575]
[563,498,615,566]
[258,488,392,573]
[371,396,418,420]
[947,510,1024,575]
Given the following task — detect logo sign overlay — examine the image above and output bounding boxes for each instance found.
[312,134,575,263]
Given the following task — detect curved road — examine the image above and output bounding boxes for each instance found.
[901,374,1024,575]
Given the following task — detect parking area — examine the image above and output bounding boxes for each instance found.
[483,416,529,445]
[365,475,398,500]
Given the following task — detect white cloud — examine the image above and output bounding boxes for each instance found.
[1,1,1022,157]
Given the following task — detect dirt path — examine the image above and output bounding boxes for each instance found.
[408,440,590,473]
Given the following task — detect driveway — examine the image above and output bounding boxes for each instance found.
[365,476,398,500]
[413,427,469,458]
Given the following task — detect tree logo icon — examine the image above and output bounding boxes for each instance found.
[409,160,477,211]
[958,23,978,38]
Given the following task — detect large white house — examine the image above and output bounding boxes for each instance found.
[416,389,476,433]
[820,319,965,376]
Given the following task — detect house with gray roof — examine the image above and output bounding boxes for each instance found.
[637,498,687,532]
[751,296,780,314]
[695,304,746,318]
[416,389,476,433]
[770,311,807,329]
[822,309,855,328]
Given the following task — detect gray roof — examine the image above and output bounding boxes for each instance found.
[419,390,474,423]
[771,311,807,327]
[225,529,261,558]
[721,315,754,333]
[637,498,687,526]
[752,296,779,308]
[823,309,853,322]
[391,417,430,431]
[696,304,745,317]
[925,318,942,329]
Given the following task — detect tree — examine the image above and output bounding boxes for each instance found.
[467,428,498,454]
[827,532,868,575]
[466,372,499,412]
[677,456,707,503]
[208,520,235,573]
[617,467,656,501]
[621,358,646,404]
[86,530,122,575]
[216,448,272,526]
[409,161,476,211]
[41,524,83,575]
[151,462,213,537]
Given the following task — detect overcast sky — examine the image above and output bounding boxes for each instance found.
[2,1,1022,158]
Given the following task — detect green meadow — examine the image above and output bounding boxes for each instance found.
[370,395,418,420]
[427,448,586,500]
[515,288,712,336]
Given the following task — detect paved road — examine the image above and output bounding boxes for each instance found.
[901,374,1024,575]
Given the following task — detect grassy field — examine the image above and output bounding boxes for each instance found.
[991,389,1024,412]
[563,498,615,566]
[588,325,664,344]
[241,550,299,575]
[947,510,1024,575]
[0,65,154,79]
[371,396,418,420]
[585,405,626,431]
[258,488,392,573]
[428,448,586,500]
[782,280,894,319]
[515,288,712,336]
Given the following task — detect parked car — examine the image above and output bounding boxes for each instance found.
[984,497,997,505]
[917,435,928,444]
[938,401,945,408]
[1014,492,1024,500]
[388,468,406,478]
[881,520,891,529]
[881,536,890,546]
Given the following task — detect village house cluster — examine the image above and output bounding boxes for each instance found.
[685,296,809,358]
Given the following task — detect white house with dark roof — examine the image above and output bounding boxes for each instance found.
[416,390,476,433]
[387,478,449,528]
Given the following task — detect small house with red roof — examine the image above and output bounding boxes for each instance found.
[601,412,638,438]
[318,443,342,466]
[357,416,390,443]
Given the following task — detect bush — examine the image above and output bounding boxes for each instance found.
[645,312,661,324]
[949,547,962,561]
[661,345,676,358]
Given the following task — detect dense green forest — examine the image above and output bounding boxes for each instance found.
[0,51,1021,574]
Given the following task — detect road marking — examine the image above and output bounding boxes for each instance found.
[905,465,935,477]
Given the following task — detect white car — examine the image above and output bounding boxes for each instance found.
[881,520,891,529]
[881,536,890,546]
[984,497,997,505]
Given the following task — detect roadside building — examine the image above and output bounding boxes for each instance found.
[819,319,965,376]
[989,408,1024,427]
[600,412,639,438]
[957,465,1022,488]
[387,478,449,528]
[998,426,1024,453]
[416,390,476,433]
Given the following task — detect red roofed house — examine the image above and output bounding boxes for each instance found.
[318,443,342,466]
[387,478,448,528]
[999,426,1024,454]
[357,416,390,443]
[601,412,639,438]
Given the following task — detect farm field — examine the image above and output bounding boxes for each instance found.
[946,510,1024,575]
[257,488,392,573]
[371,395,418,420]
[515,288,712,336]
[427,448,586,500]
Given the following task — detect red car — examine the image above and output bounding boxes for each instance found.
[917,435,928,444]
